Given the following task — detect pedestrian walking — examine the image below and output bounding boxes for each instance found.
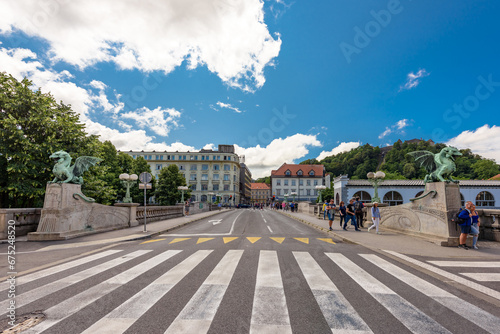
[339,201,346,227]
[322,200,328,220]
[368,202,381,234]
[343,198,360,231]
[457,201,473,249]
[184,201,190,216]
[327,199,336,231]
[354,197,365,228]
[470,204,480,250]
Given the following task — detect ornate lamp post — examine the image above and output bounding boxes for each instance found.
[119,173,138,203]
[178,186,189,204]
[367,171,385,203]
[284,193,289,203]
[315,185,326,203]
[290,191,297,202]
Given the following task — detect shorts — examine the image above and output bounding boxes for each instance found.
[460,224,471,234]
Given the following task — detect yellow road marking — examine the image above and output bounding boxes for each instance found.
[246,237,261,244]
[140,239,166,244]
[169,238,191,244]
[197,238,215,244]
[223,237,239,244]
[317,238,336,244]
[270,237,285,244]
[294,238,309,244]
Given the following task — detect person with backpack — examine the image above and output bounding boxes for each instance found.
[343,198,361,231]
[457,201,473,249]
[354,197,365,228]
[338,201,346,227]
[470,204,480,250]
[326,199,336,231]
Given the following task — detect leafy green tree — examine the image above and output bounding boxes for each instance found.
[0,73,88,207]
[255,176,271,184]
[472,159,500,180]
[131,156,155,204]
[155,165,191,205]
[316,187,335,203]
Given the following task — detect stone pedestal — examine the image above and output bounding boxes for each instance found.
[114,203,139,226]
[28,183,130,241]
[378,182,462,246]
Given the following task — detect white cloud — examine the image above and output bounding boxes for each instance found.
[121,107,181,137]
[1,0,281,91]
[203,143,216,150]
[216,101,244,113]
[316,142,360,161]
[399,69,429,91]
[446,124,500,162]
[378,118,411,139]
[235,134,321,178]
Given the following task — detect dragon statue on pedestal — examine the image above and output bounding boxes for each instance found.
[407,146,462,183]
[48,151,103,184]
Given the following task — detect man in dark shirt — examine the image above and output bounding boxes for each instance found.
[343,198,361,231]
[354,197,365,228]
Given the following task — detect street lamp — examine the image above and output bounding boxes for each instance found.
[208,192,214,204]
[367,171,385,203]
[178,186,189,204]
[290,191,297,202]
[119,173,138,203]
[315,185,326,203]
[284,193,289,203]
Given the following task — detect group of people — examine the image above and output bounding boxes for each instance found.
[322,197,382,234]
[457,201,480,250]
[271,201,298,212]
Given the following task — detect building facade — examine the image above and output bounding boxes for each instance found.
[271,163,326,202]
[334,175,500,208]
[124,145,241,204]
[251,183,271,204]
[239,161,252,204]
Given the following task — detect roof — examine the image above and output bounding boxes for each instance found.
[271,163,324,177]
[489,174,500,181]
[251,183,270,190]
[346,179,500,187]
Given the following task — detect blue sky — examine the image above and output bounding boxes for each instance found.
[1,0,499,177]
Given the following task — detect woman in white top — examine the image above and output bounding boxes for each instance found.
[368,202,381,234]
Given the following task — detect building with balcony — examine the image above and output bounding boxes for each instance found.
[239,161,252,204]
[124,145,241,204]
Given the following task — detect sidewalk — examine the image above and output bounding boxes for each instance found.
[6,209,232,247]
[279,210,500,259]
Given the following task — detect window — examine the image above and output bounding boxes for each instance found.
[383,191,403,206]
[201,156,205,161]
[190,195,196,202]
[201,195,207,201]
[306,180,311,186]
[213,184,219,191]
[476,191,495,207]
[213,165,220,171]
[297,170,303,176]
[277,189,281,196]
[277,180,281,186]
[285,170,291,176]
[234,166,236,171]
[224,184,230,191]
[353,191,372,203]
[182,155,187,160]
[224,164,230,171]
[179,165,185,171]
[156,164,162,170]
[155,155,160,160]
[202,184,208,191]
[213,174,219,180]
[190,174,197,181]
[309,170,315,176]
[460,193,465,207]
[224,174,230,181]
[201,164,208,170]
[284,180,289,186]
[306,189,310,196]
[190,184,197,191]
[314,180,318,186]
[284,189,289,195]
[132,155,136,159]
[291,180,296,186]
[201,174,208,181]
[336,193,340,205]
[190,164,197,170]
[234,175,236,182]
[299,180,303,186]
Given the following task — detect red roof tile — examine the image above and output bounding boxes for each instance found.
[271,163,324,177]
[251,183,270,190]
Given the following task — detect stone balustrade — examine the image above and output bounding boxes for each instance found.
[136,205,183,223]
[0,208,42,239]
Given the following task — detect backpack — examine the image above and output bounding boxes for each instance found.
[453,209,467,230]
[354,201,363,214]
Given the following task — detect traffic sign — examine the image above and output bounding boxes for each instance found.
[139,183,152,189]
[139,172,152,184]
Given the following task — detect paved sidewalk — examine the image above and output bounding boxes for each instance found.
[6,209,232,248]
[278,210,500,259]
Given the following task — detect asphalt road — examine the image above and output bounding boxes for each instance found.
[2,209,500,333]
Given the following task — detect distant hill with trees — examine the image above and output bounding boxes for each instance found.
[300,139,499,180]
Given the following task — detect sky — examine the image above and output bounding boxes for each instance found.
[1,0,500,178]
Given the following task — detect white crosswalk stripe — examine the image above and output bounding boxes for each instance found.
[326,253,451,334]
[14,248,500,334]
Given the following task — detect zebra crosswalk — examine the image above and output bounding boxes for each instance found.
[8,248,500,334]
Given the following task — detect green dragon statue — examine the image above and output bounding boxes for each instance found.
[407,146,462,183]
[48,151,103,184]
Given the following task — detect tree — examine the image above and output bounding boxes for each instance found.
[472,159,500,180]
[316,187,335,203]
[255,176,271,184]
[130,156,155,204]
[155,165,190,205]
[0,73,88,207]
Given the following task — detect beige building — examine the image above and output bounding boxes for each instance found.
[124,145,241,204]
[251,183,271,204]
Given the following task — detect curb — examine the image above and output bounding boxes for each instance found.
[277,211,360,245]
